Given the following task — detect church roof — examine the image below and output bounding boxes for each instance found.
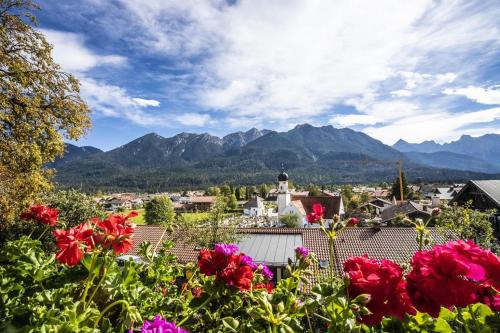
[290,200,306,215]
[292,195,343,219]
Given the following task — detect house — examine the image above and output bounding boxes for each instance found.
[380,201,431,224]
[431,186,463,202]
[128,225,453,285]
[450,180,500,235]
[106,197,132,211]
[276,170,344,226]
[243,196,266,216]
[358,197,394,216]
[188,196,216,212]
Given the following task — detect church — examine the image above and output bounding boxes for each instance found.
[276,169,345,226]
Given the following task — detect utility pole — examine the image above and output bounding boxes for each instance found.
[397,161,404,201]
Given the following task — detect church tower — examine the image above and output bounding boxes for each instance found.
[277,167,291,214]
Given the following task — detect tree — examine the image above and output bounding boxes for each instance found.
[280,213,301,228]
[390,171,409,201]
[235,187,242,200]
[360,192,370,204]
[259,184,268,198]
[45,189,106,227]
[437,203,498,253]
[0,1,91,226]
[227,193,238,210]
[144,195,175,226]
[206,186,221,196]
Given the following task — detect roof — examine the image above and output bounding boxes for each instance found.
[451,180,500,209]
[471,180,500,207]
[292,195,342,219]
[380,201,430,222]
[290,200,306,215]
[189,196,216,204]
[129,226,454,275]
[243,196,264,209]
[238,233,302,266]
[329,227,451,273]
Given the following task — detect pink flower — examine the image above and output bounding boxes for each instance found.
[140,316,188,333]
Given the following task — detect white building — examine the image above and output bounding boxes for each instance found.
[276,170,344,227]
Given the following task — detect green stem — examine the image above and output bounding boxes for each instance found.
[468,305,480,333]
[305,307,314,333]
[328,236,335,281]
[272,324,277,333]
[87,267,107,305]
[177,295,213,326]
[457,307,471,333]
[37,225,51,240]
[94,300,130,329]
[81,253,98,306]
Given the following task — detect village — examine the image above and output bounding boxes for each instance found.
[95,170,500,287]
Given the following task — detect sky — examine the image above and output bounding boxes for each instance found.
[35,0,500,151]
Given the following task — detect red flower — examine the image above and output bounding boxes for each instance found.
[198,249,226,276]
[94,212,136,255]
[191,286,203,298]
[406,240,500,317]
[348,217,359,226]
[306,203,325,224]
[20,205,59,226]
[198,246,256,291]
[255,282,274,294]
[53,222,94,266]
[220,254,254,291]
[344,255,415,326]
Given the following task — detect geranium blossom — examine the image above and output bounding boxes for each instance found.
[306,203,324,223]
[295,246,310,258]
[20,204,59,226]
[406,240,500,317]
[140,315,187,333]
[198,244,274,291]
[214,243,239,256]
[348,217,359,226]
[344,255,415,325]
[94,212,137,255]
[53,222,95,266]
[255,282,274,294]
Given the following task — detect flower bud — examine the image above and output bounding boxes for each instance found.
[353,293,371,305]
[277,302,285,313]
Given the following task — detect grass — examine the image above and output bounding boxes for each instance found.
[124,208,145,224]
[123,209,211,225]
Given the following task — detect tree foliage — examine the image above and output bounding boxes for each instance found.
[437,203,499,253]
[390,171,409,201]
[0,0,91,226]
[280,213,301,228]
[144,195,175,226]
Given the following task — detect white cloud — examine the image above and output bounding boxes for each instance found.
[174,113,211,126]
[132,98,161,107]
[41,29,126,72]
[363,107,500,144]
[443,86,500,105]
[390,90,412,97]
[42,0,500,141]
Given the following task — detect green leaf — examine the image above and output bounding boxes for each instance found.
[433,318,452,333]
[222,317,239,332]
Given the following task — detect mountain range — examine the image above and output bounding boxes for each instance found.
[52,125,500,192]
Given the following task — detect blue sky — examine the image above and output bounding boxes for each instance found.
[36,0,500,151]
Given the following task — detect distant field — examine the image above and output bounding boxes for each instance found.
[122,209,211,225]
[124,208,145,224]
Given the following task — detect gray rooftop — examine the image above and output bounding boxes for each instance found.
[238,233,302,266]
[471,180,500,206]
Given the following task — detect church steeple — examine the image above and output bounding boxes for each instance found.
[277,164,290,214]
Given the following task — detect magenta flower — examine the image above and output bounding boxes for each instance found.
[241,254,258,270]
[141,316,188,333]
[214,243,239,256]
[295,246,310,258]
[261,264,274,280]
